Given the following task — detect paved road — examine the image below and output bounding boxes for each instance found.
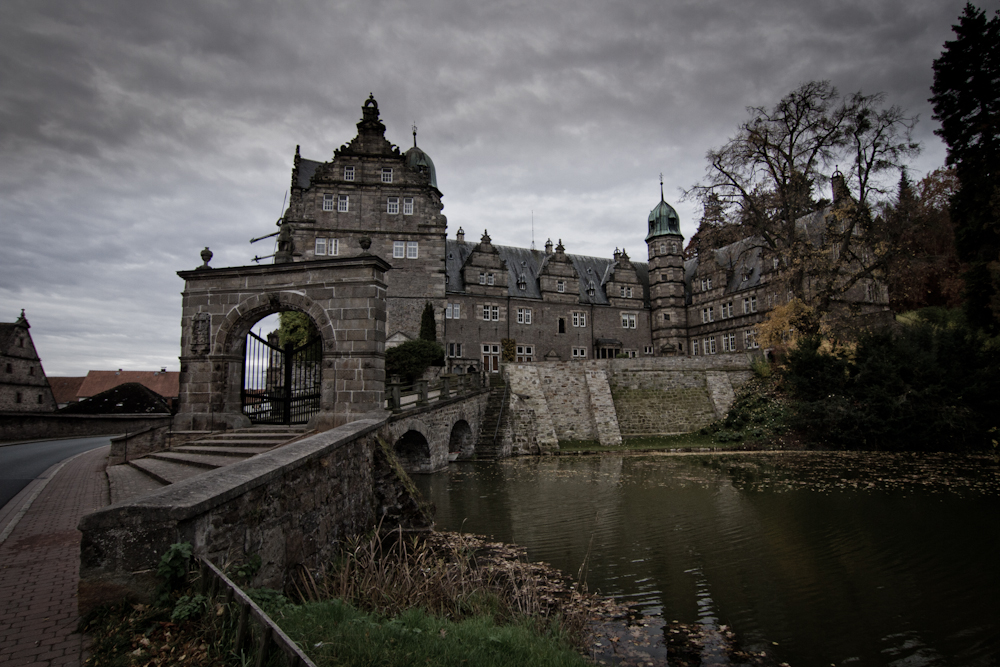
[0,437,114,510]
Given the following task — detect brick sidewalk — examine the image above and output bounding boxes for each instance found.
[0,446,110,666]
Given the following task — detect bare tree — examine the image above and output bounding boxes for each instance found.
[688,81,919,318]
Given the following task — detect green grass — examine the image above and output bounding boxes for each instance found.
[273,599,589,667]
[558,432,724,452]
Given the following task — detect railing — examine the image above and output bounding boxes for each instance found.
[384,373,483,412]
[197,557,317,667]
[492,380,509,448]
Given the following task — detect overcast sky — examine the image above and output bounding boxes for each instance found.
[1,0,995,376]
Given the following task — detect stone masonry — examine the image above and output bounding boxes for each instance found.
[174,254,391,432]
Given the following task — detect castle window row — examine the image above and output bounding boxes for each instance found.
[321,194,413,215]
[392,241,419,259]
[315,238,339,256]
[445,303,461,319]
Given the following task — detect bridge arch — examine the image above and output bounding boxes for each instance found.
[394,430,432,472]
[448,419,475,460]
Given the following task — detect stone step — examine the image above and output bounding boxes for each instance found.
[149,452,243,469]
[107,463,166,505]
[184,438,289,448]
[128,457,211,485]
[173,445,272,457]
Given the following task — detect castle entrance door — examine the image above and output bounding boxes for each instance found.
[241,332,322,424]
[482,344,500,373]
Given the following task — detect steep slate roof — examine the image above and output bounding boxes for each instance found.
[296,158,323,189]
[77,370,179,400]
[445,240,651,306]
[49,376,86,405]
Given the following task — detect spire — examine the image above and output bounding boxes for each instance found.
[412,122,418,148]
[659,172,665,202]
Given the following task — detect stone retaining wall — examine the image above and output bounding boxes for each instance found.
[503,356,753,444]
[78,418,430,616]
[0,413,172,444]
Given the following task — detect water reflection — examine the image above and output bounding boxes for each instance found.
[414,452,1000,667]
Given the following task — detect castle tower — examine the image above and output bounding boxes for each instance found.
[645,180,686,355]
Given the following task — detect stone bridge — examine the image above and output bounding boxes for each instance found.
[386,390,487,473]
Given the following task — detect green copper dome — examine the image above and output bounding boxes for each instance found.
[404,145,437,189]
[645,196,681,241]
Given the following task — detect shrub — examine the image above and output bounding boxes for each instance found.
[386,339,445,384]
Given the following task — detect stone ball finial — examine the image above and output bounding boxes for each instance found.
[198,247,213,270]
[358,236,372,254]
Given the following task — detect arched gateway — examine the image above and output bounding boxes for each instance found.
[173,252,391,432]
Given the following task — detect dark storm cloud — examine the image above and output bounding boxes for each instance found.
[1,0,995,374]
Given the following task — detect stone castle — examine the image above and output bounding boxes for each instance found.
[276,95,889,373]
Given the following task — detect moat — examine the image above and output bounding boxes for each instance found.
[414,451,1000,666]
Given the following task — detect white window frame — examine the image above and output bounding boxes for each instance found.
[705,337,717,354]
[491,305,499,321]
[338,195,349,212]
[344,166,355,181]
[447,342,462,358]
[315,237,327,256]
[745,329,759,349]
[707,277,713,290]
[743,295,758,313]
[381,168,393,183]
[482,305,490,321]
[393,241,405,259]
[479,272,486,285]
[517,308,532,324]
[572,347,587,359]
[387,197,399,215]
[619,286,626,297]
[557,281,565,293]
[693,340,700,356]
[406,241,418,259]
[403,197,413,215]
[322,194,335,211]
[644,345,653,355]
[446,303,460,319]
[487,273,495,286]
[572,312,586,327]
[621,313,636,329]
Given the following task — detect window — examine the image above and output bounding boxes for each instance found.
[572,347,587,359]
[322,194,335,211]
[517,274,527,291]
[663,312,670,321]
[644,345,653,355]
[338,195,349,212]
[517,308,532,324]
[743,296,758,313]
[745,329,759,349]
[572,312,586,327]
[722,332,736,352]
[621,313,636,329]
[387,197,399,214]
[693,340,700,356]
[483,305,499,321]
[721,302,733,318]
[700,279,707,291]
[866,282,876,302]
[446,303,461,319]
[315,238,327,255]
[671,242,678,253]
[393,241,405,258]
[558,318,566,334]
[447,342,463,357]
[329,239,339,255]
[4,363,10,373]
[515,345,534,362]
[620,286,626,297]
[557,280,565,293]
[406,241,418,259]
[403,197,413,215]
[705,337,717,354]
[587,280,596,296]
[381,168,393,183]
[16,392,22,404]
[773,257,780,269]
[742,272,751,283]
[487,273,495,286]
[344,166,355,181]
[707,277,713,289]
[479,272,486,285]
[702,307,714,323]
[619,286,633,298]
[37,394,43,404]
[28,366,34,376]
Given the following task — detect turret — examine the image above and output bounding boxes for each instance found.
[645,177,686,355]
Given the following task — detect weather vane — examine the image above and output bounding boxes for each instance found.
[412,122,418,147]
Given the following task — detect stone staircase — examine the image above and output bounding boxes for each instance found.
[475,373,509,459]
[107,426,311,504]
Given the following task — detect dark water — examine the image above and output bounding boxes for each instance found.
[413,452,1000,666]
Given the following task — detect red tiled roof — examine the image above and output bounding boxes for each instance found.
[77,370,180,400]
[48,376,86,405]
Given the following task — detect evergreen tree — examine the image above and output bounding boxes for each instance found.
[418,302,436,341]
[930,3,1000,333]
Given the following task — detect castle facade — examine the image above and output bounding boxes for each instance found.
[277,96,889,373]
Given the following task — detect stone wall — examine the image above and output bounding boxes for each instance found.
[78,419,431,616]
[503,356,753,444]
[0,413,172,444]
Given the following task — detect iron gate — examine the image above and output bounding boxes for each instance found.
[242,331,322,424]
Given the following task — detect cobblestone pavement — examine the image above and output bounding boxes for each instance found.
[0,446,110,666]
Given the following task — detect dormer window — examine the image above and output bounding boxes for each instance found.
[479,272,486,285]
[344,166,355,181]
[557,281,565,293]
[381,168,393,183]
[517,274,527,291]
[587,280,596,297]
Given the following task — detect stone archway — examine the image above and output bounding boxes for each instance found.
[448,419,475,460]
[394,429,431,472]
[173,256,391,432]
